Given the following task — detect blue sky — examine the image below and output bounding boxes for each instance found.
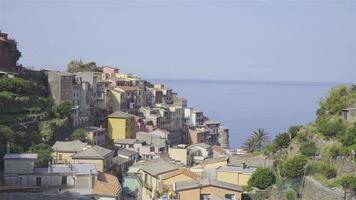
[0,0,355,82]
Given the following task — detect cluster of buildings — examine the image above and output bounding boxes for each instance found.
[1,66,261,200]
[2,137,259,200]
[3,143,121,200]
[0,31,261,200]
[46,66,230,150]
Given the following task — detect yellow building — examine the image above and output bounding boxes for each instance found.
[71,145,114,172]
[192,156,229,170]
[168,146,191,166]
[115,72,141,82]
[216,165,256,186]
[107,111,135,141]
[160,168,200,192]
[52,140,88,164]
[174,179,243,200]
[83,126,107,146]
[137,159,180,200]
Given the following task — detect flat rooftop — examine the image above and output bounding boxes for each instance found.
[217,165,257,174]
[4,153,38,159]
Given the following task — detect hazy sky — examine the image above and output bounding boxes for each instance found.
[1,0,355,82]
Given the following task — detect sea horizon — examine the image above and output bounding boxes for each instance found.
[148,78,351,86]
[150,78,342,148]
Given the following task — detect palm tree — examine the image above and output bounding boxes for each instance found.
[243,128,270,152]
[243,137,256,152]
[252,128,270,151]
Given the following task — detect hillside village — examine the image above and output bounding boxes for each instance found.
[0,31,250,200]
[0,31,355,200]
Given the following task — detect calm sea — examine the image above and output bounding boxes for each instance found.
[150,79,341,149]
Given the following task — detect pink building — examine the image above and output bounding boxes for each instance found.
[114,139,163,160]
[102,66,119,78]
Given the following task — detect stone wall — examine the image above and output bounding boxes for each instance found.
[301,176,347,200]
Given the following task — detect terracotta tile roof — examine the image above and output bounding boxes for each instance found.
[94,172,121,197]
[140,159,180,176]
[212,145,226,155]
[161,168,200,180]
[174,179,243,192]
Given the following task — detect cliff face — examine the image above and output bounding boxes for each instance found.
[0,31,21,71]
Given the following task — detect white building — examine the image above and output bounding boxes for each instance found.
[3,153,97,190]
[184,108,204,126]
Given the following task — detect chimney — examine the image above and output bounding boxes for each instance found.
[241,162,247,169]
[6,142,10,154]
[89,170,93,188]
[48,161,51,173]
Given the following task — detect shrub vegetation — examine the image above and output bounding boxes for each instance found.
[248,168,275,190]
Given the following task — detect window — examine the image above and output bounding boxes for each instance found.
[200,193,212,200]
[225,194,235,200]
[144,173,148,184]
[36,177,42,186]
[59,154,62,161]
[19,177,23,186]
[61,176,67,185]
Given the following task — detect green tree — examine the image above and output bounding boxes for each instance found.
[39,121,56,143]
[0,125,25,153]
[280,155,308,178]
[0,125,13,145]
[321,164,337,179]
[243,137,256,153]
[104,135,114,149]
[338,176,356,200]
[339,124,356,146]
[273,132,291,151]
[248,168,275,189]
[0,125,13,169]
[316,117,345,138]
[323,144,341,163]
[252,129,270,151]
[286,189,297,200]
[288,125,302,139]
[0,77,32,94]
[243,129,269,152]
[70,128,89,142]
[30,143,52,167]
[300,142,317,157]
[67,60,102,73]
[53,101,72,118]
[317,86,350,117]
